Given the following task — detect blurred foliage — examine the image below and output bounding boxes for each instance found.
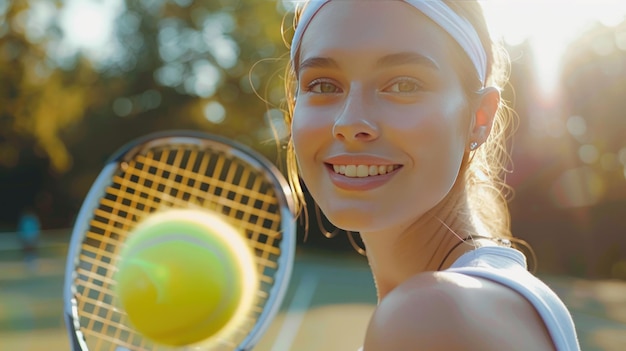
[1,0,293,226]
[557,21,626,278]
[561,20,626,201]
[507,20,626,278]
[0,0,88,172]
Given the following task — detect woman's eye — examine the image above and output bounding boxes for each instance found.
[307,79,342,94]
[384,78,422,93]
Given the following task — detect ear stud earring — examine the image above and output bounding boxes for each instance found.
[469,142,479,151]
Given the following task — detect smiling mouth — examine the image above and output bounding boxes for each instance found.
[328,164,402,178]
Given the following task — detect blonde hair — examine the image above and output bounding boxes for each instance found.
[280,1,522,249]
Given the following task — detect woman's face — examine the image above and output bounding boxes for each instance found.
[292,1,472,234]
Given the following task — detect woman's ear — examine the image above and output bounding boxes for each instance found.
[469,87,500,149]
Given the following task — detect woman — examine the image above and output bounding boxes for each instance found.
[282,0,580,350]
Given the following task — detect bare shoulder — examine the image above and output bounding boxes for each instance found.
[363,271,555,351]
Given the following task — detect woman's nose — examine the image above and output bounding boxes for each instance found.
[332,93,380,142]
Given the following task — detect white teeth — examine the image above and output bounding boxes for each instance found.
[357,165,369,177]
[345,165,357,177]
[331,164,398,177]
[369,165,378,176]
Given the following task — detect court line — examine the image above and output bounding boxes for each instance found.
[271,272,319,351]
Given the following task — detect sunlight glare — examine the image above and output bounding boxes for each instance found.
[59,0,123,61]
[482,1,626,95]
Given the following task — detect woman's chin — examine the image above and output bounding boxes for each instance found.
[324,212,372,233]
[324,209,395,234]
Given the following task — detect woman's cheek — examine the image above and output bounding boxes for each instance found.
[293,103,334,140]
[292,109,320,161]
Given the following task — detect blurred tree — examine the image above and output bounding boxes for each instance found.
[557,19,626,278]
[0,0,98,225]
[0,0,97,172]
[561,20,626,202]
[61,0,293,210]
[1,0,293,227]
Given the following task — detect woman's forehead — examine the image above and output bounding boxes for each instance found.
[298,1,451,65]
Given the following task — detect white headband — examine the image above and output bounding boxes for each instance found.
[290,0,488,85]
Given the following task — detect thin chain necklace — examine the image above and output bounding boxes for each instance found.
[437,235,511,270]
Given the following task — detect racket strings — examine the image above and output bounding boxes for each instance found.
[74,143,287,351]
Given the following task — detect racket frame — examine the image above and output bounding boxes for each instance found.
[63,130,297,351]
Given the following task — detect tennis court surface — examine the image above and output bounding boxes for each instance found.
[1,235,626,350]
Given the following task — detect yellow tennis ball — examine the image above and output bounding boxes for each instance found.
[114,209,258,346]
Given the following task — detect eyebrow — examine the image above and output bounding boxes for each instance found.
[298,52,439,72]
[298,57,339,72]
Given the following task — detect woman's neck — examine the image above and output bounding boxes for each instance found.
[359,190,478,301]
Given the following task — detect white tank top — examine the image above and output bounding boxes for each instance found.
[447,246,580,351]
[358,246,580,351]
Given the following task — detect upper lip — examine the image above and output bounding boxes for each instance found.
[324,154,399,166]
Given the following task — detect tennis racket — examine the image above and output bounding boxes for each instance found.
[63,130,297,351]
